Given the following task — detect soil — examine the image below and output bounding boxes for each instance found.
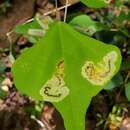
[0,0,34,48]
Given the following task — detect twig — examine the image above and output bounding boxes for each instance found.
[55,0,58,13]
[24,3,71,24]
[115,71,130,102]
[44,3,71,17]
[125,71,130,84]
[55,0,61,20]
[31,115,46,129]
[55,0,58,19]
[6,31,13,54]
[64,0,69,22]
[6,3,72,38]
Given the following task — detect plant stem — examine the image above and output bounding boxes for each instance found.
[6,31,13,54]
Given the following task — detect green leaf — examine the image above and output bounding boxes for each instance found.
[0,88,7,99]
[12,24,62,100]
[15,19,41,44]
[15,19,41,35]
[12,22,121,130]
[121,60,130,71]
[80,0,110,8]
[14,16,53,43]
[104,74,123,90]
[0,76,4,85]
[0,61,6,74]
[125,82,130,101]
[69,15,108,36]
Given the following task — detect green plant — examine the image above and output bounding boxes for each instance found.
[12,21,121,130]
[12,1,122,130]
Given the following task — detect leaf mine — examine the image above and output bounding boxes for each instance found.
[81,51,117,86]
[40,60,69,102]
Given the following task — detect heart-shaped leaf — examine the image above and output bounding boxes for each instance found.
[12,22,121,130]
